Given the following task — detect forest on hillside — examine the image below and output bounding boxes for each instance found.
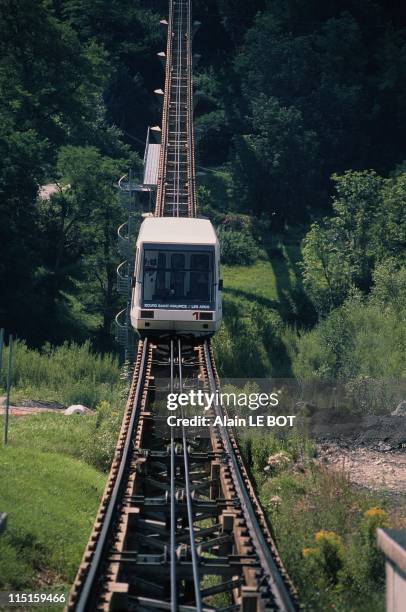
[0,0,405,368]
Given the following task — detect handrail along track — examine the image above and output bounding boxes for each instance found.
[67,1,298,610]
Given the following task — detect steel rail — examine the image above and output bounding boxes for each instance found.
[178,339,203,612]
[185,0,196,218]
[74,340,149,612]
[174,0,183,216]
[202,341,297,612]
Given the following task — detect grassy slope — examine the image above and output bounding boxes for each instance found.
[0,415,106,591]
[0,340,122,409]
[200,167,308,320]
[239,433,400,611]
[223,253,297,316]
[213,245,312,378]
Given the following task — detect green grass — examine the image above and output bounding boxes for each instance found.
[0,410,123,596]
[214,252,310,378]
[0,444,105,591]
[0,340,123,409]
[239,432,397,611]
[0,342,125,601]
[223,260,280,302]
[4,413,96,460]
[222,243,314,323]
[4,403,123,472]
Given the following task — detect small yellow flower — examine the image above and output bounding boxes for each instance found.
[315,530,341,545]
[302,547,317,558]
[315,530,328,542]
[364,507,387,520]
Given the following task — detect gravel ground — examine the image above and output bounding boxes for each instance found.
[316,443,406,495]
[305,408,406,497]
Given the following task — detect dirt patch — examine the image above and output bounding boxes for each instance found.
[0,406,65,416]
[302,408,406,497]
[316,443,406,496]
[0,396,66,416]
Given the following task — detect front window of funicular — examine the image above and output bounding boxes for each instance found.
[142,247,214,308]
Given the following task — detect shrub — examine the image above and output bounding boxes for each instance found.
[292,293,406,386]
[213,296,293,377]
[212,297,271,376]
[302,531,345,591]
[0,339,122,408]
[301,170,406,313]
[370,259,406,313]
[217,226,259,265]
[195,110,231,165]
[359,508,388,583]
[81,400,123,471]
[314,530,345,585]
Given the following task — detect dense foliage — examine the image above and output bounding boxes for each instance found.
[301,170,406,313]
[0,0,154,347]
[193,1,406,225]
[1,0,405,350]
[292,260,406,384]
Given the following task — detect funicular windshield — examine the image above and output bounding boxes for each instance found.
[142,246,214,309]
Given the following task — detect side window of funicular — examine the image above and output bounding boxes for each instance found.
[156,252,167,298]
[189,253,211,301]
[170,253,186,298]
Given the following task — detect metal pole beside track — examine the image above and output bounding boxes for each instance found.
[4,334,13,446]
[0,328,4,388]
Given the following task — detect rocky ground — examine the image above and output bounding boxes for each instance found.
[315,444,406,495]
[307,408,406,449]
[305,408,406,497]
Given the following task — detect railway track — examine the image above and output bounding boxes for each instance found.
[67,338,298,611]
[155,0,196,218]
[67,2,299,610]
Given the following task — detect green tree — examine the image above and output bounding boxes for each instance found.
[0,0,128,343]
[233,1,406,217]
[38,146,129,347]
[301,170,405,313]
[61,0,164,144]
[0,0,110,159]
[232,95,318,224]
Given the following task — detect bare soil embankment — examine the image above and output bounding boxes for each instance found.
[306,409,406,496]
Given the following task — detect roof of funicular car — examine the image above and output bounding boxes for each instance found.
[137,217,218,246]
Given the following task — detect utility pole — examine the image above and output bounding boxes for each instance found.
[4,335,13,446]
[0,328,4,387]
